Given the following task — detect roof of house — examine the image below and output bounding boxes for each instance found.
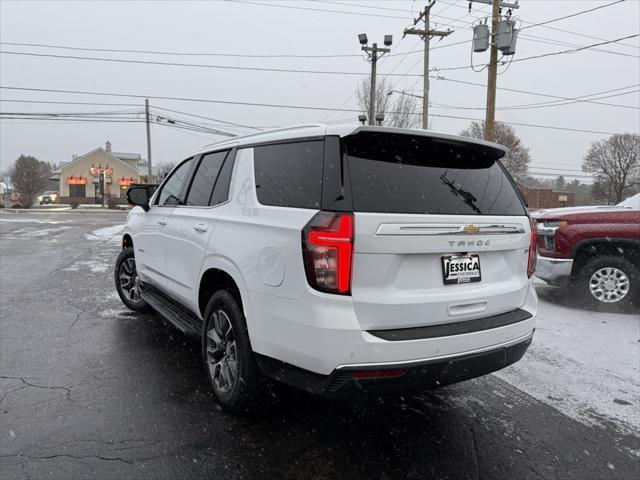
[55,147,144,175]
[194,124,508,157]
[113,152,142,161]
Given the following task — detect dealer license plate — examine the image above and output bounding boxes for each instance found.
[441,254,481,285]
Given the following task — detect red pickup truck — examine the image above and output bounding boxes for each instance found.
[534,206,640,307]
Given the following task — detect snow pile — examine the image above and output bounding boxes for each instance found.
[496,284,640,437]
[84,224,124,243]
[617,193,640,209]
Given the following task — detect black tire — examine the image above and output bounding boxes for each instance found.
[114,247,151,312]
[202,290,260,413]
[576,255,640,308]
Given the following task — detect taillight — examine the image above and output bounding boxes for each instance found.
[302,211,353,295]
[527,218,537,278]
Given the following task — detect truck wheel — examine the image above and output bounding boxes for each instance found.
[202,290,260,413]
[114,247,151,312]
[577,255,639,307]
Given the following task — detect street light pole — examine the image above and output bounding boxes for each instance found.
[368,43,378,126]
[359,34,392,127]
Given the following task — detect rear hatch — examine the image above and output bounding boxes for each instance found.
[342,130,532,331]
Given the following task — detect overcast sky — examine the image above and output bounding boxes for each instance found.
[1,0,638,182]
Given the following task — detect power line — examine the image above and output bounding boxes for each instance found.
[420,86,640,111]
[0,99,142,107]
[151,105,260,130]
[0,85,621,135]
[520,0,625,31]
[0,50,375,76]
[431,34,640,72]
[510,34,640,63]
[6,34,636,78]
[0,39,470,61]
[225,0,408,19]
[437,0,639,50]
[0,41,362,59]
[518,32,639,59]
[435,75,640,108]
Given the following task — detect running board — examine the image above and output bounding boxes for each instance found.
[139,283,201,337]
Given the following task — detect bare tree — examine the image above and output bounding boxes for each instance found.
[460,121,531,183]
[8,155,53,208]
[355,78,420,128]
[157,162,176,179]
[356,77,392,124]
[387,92,420,129]
[582,133,639,204]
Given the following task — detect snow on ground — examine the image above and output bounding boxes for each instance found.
[496,281,640,438]
[0,217,68,224]
[63,259,110,273]
[83,224,124,243]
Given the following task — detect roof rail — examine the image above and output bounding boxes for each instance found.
[202,124,325,149]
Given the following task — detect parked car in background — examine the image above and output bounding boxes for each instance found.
[534,205,640,307]
[38,191,59,205]
[115,125,538,412]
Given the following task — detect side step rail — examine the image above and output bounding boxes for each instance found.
[139,283,201,337]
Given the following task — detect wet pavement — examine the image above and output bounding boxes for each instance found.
[1,210,638,479]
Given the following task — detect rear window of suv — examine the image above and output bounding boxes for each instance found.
[342,131,526,216]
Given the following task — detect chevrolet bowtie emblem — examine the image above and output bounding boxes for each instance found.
[461,225,480,233]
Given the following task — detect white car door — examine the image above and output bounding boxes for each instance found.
[164,149,236,310]
[135,157,196,288]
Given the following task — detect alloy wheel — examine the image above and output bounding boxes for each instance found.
[206,310,238,393]
[118,257,141,303]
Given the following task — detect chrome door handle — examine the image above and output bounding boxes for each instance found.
[193,223,208,232]
[157,218,167,226]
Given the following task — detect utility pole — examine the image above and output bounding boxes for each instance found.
[404,1,452,129]
[359,33,392,126]
[144,98,152,178]
[485,0,500,142]
[469,0,520,141]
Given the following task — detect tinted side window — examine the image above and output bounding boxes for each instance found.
[210,150,236,206]
[343,132,527,216]
[185,151,228,206]
[157,157,195,206]
[253,141,323,209]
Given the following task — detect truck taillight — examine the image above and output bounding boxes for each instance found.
[527,218,538,278]
[302,212,353,295]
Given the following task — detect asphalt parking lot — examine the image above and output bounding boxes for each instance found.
[1,210,638,480]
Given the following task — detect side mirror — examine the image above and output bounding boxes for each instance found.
[126,186,151,211]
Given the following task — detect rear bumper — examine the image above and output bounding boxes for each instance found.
[535,254,573,286]
[248,282,537,376]
[256,331,533,396]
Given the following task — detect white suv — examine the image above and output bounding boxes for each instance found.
[116,125,538,411]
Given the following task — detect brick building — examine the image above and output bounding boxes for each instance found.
[520,186,576,210]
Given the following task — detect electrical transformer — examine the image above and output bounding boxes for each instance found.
[503,28,518,55]
[472,24,489,52]
[496,19,518,55]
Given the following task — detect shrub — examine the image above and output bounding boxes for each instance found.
[69,198,80,209]
[11,203,23,209]
[0,203,5,208]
